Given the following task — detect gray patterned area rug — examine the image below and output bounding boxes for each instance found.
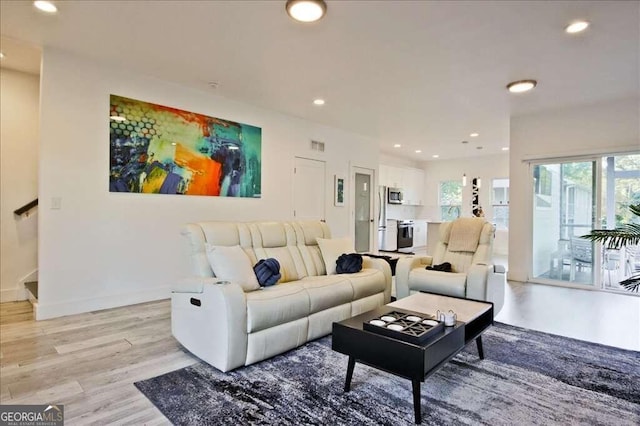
[135,323,640,425]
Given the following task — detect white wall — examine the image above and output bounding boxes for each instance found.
[418,153,510,220]
[0,68,39,302]
[37,48,380,319]
[417,153,510,255]
[509,97,640,282]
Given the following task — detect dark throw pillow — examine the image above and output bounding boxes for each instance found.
[254,258,281,287]
[336,253,363,274]
[425,262,453,272]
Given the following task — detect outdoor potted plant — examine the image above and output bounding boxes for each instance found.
[582,204,640,292]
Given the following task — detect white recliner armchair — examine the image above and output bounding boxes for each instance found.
[396,218,505,315]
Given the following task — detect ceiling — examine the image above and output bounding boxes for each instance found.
[1,1,638,161]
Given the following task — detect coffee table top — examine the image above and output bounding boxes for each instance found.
[389,292,492,323]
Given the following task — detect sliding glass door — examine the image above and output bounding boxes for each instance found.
[600,154,640,291]
[532,161,596,286]
[531,153,640,291]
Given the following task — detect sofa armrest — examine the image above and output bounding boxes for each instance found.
[171,278,248,372]
[486,265,506,315]
[396,256,433,299]
[362,257,393,303]
[466,263,505,316]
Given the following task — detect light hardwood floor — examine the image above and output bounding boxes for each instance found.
[0,299,193,425]
[1,282,638,424]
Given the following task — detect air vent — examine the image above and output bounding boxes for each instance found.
[311,140,325,152]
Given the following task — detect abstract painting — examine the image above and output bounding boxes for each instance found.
[335,175,345,206]
[109,95,261,197]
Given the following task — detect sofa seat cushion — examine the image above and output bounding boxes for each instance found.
[300,275,354,314]
[408,269,467,298]
[246,283,310,333]
[347,269,387,300]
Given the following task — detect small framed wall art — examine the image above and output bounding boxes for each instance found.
[334,175,345,207]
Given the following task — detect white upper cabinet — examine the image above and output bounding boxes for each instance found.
[379,164,424,206]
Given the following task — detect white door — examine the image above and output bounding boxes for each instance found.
[293,157,326,221]
[352,166,375,252]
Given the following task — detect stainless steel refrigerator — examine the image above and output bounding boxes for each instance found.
[378,186,397,251]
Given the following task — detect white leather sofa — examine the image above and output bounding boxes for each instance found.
[171,220,392,372]
[396,219,505,315]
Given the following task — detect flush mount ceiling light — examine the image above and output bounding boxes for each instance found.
[565,20,590,34]
[286,0,327,23]
[33,1,57,13]
[507,79,537,93]
[313,98,325,106]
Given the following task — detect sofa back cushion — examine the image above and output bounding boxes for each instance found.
[205,244,260,291]
[181,220,331,283]
[432,220,494,273]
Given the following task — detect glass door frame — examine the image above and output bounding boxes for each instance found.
[351,165,376,253]
[528,155,603,290]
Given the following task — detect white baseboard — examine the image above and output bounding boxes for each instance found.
[34,286,171,320]
[0,287,28,303]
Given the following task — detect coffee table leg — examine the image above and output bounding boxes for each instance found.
[412,379,421,424]
[476,335,484,360]
[344,356,356,392]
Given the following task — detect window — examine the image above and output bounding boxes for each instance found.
[533,165,553,208]
[492,178,509,230]
[439,180,462,221]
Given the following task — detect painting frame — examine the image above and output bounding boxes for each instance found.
[109,94,261,198]
[334,174,345,207]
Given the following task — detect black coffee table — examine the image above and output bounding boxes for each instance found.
[332,292,493,424]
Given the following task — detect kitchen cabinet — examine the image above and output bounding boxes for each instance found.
[403,168,424,206]
[379,164,425,206]
[412,220,428,248]
[380,164,404,188]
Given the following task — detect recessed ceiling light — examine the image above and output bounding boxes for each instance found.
[33,1,57,13]
[286,0,327,23]
[470,132,479,138]
[507,80,537,93]
[565,21,590,34]
[393,144,401,148]
[313,99,325,106]
[415,150,422,154]
[110,116,127,122]
[432,154,439,158]
[502,147,510,151]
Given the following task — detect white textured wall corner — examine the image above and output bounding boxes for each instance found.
[36,48,380,319]
[0,69,40,302]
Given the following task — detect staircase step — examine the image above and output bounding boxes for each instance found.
[25,281,38,299]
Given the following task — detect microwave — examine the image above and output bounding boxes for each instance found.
[387,187,403,204]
